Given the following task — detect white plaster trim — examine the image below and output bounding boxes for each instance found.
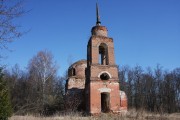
[98,71,112,78]
[120,90,127,99]
[98,88,111,93]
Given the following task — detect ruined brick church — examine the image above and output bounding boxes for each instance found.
[65,4,127,115]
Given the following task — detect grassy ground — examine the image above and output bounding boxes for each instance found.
[10,110,180,120]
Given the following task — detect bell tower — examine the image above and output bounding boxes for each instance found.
[86,3,121,114]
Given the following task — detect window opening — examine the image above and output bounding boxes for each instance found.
[100,73,110,80]
[72,68,76,76]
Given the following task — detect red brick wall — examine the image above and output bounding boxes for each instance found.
[89,82,120,114]
[86,27,123,114]
[89,36,116,65]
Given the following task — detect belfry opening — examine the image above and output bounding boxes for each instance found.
[99,43,108,65]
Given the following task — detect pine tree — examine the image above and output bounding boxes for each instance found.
[0,68,12,120]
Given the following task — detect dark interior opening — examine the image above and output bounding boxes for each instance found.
[100,73,110,80]
[72,68,76,76]
[101,92,110,113]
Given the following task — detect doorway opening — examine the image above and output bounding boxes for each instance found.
[101,92,110,113]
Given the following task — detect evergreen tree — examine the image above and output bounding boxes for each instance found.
[0,68,12,120]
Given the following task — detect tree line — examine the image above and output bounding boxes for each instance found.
[119,65,180,113]
[1,50,180,117]
[2,50,65,116]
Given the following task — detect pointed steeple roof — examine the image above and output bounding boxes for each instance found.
[96,2,101,26]
[91,2,108,37]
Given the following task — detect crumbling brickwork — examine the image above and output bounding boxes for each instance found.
[65,60,87,111]
[120,91,128,113]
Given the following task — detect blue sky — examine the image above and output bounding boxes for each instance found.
[2,0,180,76]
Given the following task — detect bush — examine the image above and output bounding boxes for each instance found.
[0,68,12,120]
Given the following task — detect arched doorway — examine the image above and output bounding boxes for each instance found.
[101,92,110,113]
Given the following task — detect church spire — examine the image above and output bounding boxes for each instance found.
[91,2,108,37]
[96,2,101,26]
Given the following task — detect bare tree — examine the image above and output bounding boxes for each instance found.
[118,64,180,113]
[27,50,58,113]
[3,64,29,115]
[0,0,24,57]
[118,65,129,91]
[3,54,65,115]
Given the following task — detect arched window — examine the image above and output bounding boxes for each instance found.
[99,43,108,65]
[72,68,76,76]
[100,73,110,80]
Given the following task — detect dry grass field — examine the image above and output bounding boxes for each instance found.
[10,110,180,120]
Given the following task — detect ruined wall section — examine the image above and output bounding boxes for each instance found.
[65,60,87,111]
[120,91,128,113]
